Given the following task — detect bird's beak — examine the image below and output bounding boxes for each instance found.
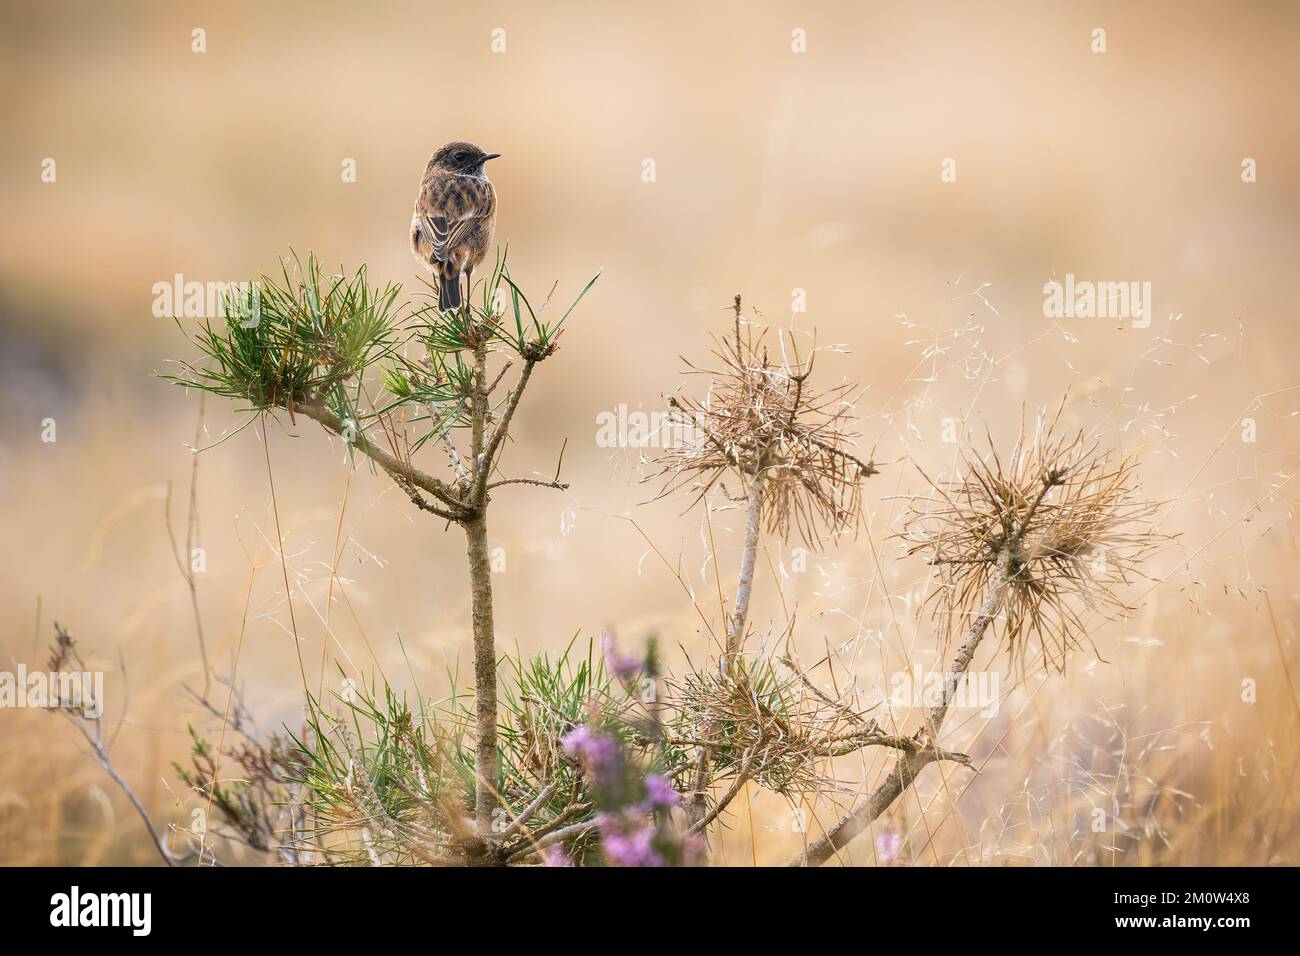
[482,152,502,162]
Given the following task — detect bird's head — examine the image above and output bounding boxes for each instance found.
[429,141,501,177]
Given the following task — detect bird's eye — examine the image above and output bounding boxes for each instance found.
[456,152,468,162]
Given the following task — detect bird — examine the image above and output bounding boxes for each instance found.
[410,141,501,312]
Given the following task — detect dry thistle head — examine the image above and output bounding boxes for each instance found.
[669,656,883,799]
[651,297,877,546]
[900,406,1164,672]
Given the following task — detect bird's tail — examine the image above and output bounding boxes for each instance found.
[439,270,461,311]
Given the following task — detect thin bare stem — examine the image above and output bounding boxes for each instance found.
[726,470,767,665]
[293,399,468,519]
[165,396,212,697]
[789,553,1008,866]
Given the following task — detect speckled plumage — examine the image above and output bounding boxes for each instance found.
[410,141,500,310]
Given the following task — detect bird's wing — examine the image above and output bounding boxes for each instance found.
[416,175,495,265]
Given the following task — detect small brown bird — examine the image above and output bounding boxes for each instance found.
[410,141,500,311]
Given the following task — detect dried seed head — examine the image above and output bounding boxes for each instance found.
[900,405,1165,672]
[651,300,876,547]
[669,656,880,799]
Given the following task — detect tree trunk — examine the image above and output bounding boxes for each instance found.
[464,511,499,838]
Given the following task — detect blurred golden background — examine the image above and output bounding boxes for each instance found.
[1,0,1298,865]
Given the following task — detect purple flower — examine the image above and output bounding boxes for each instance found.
[562,724,619,783]
[642,773,680,809]
[602,632,642,683]
[541,845,572,867]
[875,827,902,864]
[601,818,663,867]
[680,831,707,867]
[561,719,696,867]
